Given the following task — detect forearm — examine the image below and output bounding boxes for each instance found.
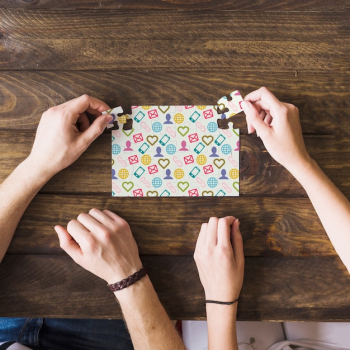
[207,304,238,350]
[291,158,350,272]
[116,275,186,350]
[0,157,51,262]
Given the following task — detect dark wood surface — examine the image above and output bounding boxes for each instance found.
[0,4,350,321]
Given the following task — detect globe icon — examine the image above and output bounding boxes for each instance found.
[152,177,162,188]
[207,177,218,188]
[207,122,218,132]
[166,144,176,155]
[112,144,121,155]
[152,122,162,133]
[221,144,232,155]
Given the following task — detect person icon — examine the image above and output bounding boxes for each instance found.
[124,140,133,151]
[154,146,164,157]
[163,113,173,124]
[112,169,118,179]
[209,146,219,157]
[219,169,228,179]
[179,140,189,151]
[164,169,173,180]
[234,140,240,151]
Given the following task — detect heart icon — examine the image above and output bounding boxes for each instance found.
[147,191,158,197]
[158,158,170,169]
[122,127,134,137]
[177,126,189,137]
[202,135,214,146]
[158,106,170,114]
[122,181,134,192]
[232,181,239,192]
[202,191,214,196]
[214,158,225,169]
[177,182,189,192]
[146,135,158,146]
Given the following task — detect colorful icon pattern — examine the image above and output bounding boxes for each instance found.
[106,91,243,197]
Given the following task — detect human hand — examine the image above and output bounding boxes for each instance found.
[194,217,244,302]
[54,208,143,285]
[242,87,311,175]
[28,94,113,179]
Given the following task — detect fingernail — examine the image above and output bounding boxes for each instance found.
[106,114,113,122]
[236,219,240,227]
[241,101,250,111]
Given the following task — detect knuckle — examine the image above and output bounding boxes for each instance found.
[95,125,104,136]
[77,212,88,222]
[208,217,218,224]
[67,219,77,231]
[260,86,269,93]
[89,208,99,215]
[99,227,111,241]
[81,93,90,102]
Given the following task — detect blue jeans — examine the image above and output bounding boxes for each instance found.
[0,318,134,350]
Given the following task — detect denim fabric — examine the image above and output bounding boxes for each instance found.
[0,318,134,350]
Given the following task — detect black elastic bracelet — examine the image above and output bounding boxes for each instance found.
[205,298,239,306]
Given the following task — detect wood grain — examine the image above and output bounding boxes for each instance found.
[1,10,349,41]
[1,255,349,320]
[1,132,350,197]
[6,194,336,257]
[0,38,344,71]
[1,0,349,11]
[0,71,349,136]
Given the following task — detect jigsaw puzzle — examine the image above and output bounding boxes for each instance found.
[103,90,244,197]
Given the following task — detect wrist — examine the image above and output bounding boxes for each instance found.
[25,155,56,183]
[113,274,153,304]
[206,302,238,319]
[20,157,54,189]
[285,155,314,180]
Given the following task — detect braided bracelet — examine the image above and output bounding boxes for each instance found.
[107,267,147,292]
[205,298,239,306]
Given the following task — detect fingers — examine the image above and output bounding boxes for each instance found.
[66,94,111,120]
[195,223,207,253]
[102,209,129,227]
[206,217,218,246]
[77,112,90,132]
[217,216,236,247]
[242,101,271,138]
[80,114,112,146]
[244,87,283,108]
[231,220,244,266]
[88,208,116,232]
[54,225,83,263]
[76,212,107,236]
[65,219,92,248]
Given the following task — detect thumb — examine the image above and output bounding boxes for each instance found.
[55,225,83,264]
[80,114,113,145]
[242,101,271,138]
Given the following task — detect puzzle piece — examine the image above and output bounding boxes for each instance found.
[107,90,244,197]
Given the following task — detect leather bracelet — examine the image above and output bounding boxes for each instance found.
[205,298,239,306]
[107,267,147,292]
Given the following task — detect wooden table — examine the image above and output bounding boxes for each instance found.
[0,1,350,321]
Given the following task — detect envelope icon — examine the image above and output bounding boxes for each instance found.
[203,109,214,119]
[184,155,194,165]
[188,189,199,197]
[133,188,144,197]
[188,133,199,143]
[128,155,139,165]
[148,164,158,174]
[133,133,143,143]
[148,109,159,119]
[203,164,214,174]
